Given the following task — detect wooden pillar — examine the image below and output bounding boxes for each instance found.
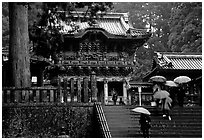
[91,72,97,102]
[25,90,30,102]
[50,90,54,102]
[41,89,47,102]
[57,78,61,102]
[138,86,142,106]
[59,79,64,103]
[70,78,74,102]
[29,90,33,103]
[128,91,131,105]
[104,79,108,105]
[123,80,127,104]
[77,78,82,102]
[21,90,26,102]
[63,78,68,103]
[83,77,89,103]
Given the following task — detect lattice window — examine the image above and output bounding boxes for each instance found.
[79,40,104,53]
[79,40,105,60]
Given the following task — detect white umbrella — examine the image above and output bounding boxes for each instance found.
[174,76,191,84]
[149,75,166,83]
[165,80,178,87]
[153,90,170,99]
[132,107,151,115]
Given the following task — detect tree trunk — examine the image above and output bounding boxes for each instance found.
[9,2,31,87]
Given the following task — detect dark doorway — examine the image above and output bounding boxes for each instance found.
[97,81,104,103]
[108,82,123,96]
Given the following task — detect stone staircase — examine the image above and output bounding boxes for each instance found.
[102,105,202,138]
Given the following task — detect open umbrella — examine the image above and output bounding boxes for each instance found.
[149,75,166,83]
[165,80,178,87]
[174,76,191,84]
[132,107,151,115]
[153,90,170,99]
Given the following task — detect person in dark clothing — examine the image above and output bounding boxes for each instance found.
[178,85,185,107]
[168,87,176,108]
[112,89,118,105]
[139,113,151,138]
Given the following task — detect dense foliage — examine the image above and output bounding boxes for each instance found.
[168,2,202,52]
[2,106,93,138]
[113,2,202,79]
[2,3,9,51]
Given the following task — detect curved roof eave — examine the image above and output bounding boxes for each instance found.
[63,27,151,40]
[74,27,116,39]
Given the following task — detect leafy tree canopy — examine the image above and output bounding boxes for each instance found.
[168,2,202,53]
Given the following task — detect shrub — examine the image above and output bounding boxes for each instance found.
[2,104,93,138]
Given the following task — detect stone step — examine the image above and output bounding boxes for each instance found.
[112,131,202,138]
[102,105,202,138]
[110,128,202,133]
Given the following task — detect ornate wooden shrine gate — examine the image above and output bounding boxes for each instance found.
[45,12,151,105]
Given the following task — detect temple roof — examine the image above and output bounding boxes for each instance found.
[154,52,202,70]
[142,52,202,81]
[58,11,151,39]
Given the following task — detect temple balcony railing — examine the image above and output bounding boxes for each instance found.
[61,51,129,62]
[60,60,135,67]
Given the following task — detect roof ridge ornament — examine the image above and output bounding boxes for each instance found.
[156,52,172,68]
[163,55,172,67]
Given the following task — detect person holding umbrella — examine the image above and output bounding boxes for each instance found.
[163,96,172,120]
[139,113,151,138]
[165,80,178,107]
[174,76,191,107]
[132,107,151,138]
[153,84,161,111]
[150,76,166,113]
[153,90,170,115]
[177,84,186,107]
